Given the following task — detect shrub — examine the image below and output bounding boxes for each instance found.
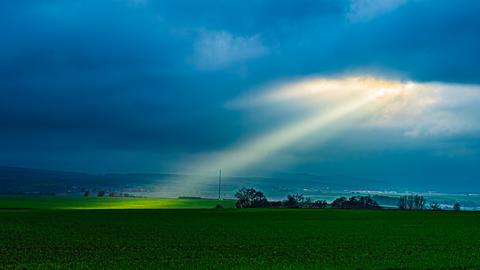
[331,196,380,209]
[269,201,282,208]
[309,200,328,209]
[430,202,441,211]
[331,197,348,208]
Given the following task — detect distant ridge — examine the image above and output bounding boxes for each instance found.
[0,166,375,196]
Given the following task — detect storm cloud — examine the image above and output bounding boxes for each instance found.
[1,0,480,190]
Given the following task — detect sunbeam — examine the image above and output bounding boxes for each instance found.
[161,76,416,195]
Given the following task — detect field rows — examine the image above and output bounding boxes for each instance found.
[1,208,480,269]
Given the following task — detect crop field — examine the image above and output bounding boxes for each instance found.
[0,196,235,210]
[1,199,480,269]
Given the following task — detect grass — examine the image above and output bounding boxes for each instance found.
[0,195,235,209]
[1,197,480,269]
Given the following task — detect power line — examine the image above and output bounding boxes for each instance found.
[218,169,222,200]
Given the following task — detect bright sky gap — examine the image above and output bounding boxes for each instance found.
[161,76,423,192]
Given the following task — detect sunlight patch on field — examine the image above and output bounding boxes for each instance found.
[0,196,234,209]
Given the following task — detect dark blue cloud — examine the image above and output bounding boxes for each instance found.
[1,0,480,191]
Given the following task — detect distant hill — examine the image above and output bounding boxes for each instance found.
[0,166,376,198]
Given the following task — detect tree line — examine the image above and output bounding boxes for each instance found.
[397,194,461,211]
[234,188,462,211]
[234,188,379,209]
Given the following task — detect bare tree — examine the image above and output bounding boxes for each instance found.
[414,195,426,210]
[283,193,306,208]
[453,202,461,211]
[430,202,441,211]
[235,188,268,208]
[398,195,408,210]
[398,195,426,210]
[407,196,414,210]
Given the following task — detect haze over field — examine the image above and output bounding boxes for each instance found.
[1,0,480,193]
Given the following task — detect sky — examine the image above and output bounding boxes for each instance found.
[1,0,480,191]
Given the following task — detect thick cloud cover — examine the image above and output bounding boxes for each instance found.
[1,0,480,190]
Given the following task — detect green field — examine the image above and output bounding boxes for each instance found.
[2,197,480,269]
[0,196,235,210]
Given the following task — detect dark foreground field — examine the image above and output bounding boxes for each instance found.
[2,209,480,269]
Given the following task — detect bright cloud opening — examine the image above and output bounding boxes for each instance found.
[160,75,480,194]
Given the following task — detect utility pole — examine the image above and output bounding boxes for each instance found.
[218,169,222,200]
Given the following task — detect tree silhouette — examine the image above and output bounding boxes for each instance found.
[453,202,461,211]
[398,195,426,210]
[332,196,380,209]
[430,202,441,210]
[283,193,306,208]
[235,188,269,208]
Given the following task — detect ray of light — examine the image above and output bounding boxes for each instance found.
[160,76,416,195]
